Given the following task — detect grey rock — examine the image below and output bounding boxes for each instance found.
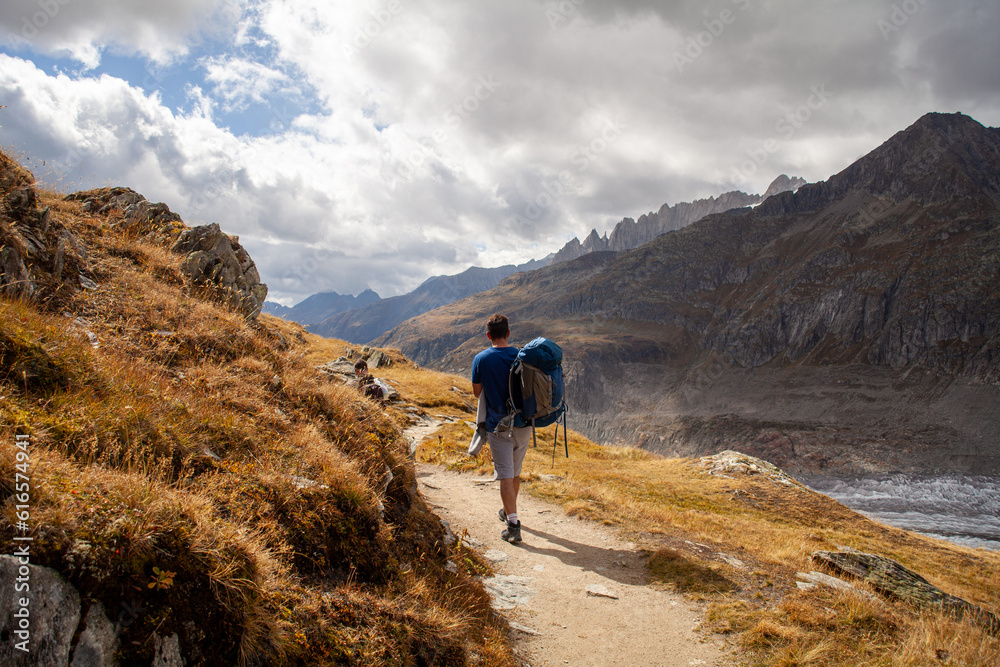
[70,602,118,667]
[813,548,1000,634]
[483,575,535,610]
[700,451,798,486]
[508,622,542,636]
[0,245,33,299]
[585,584,619,599]
[1,157,92,298]
[483,549,509,563]
[440,520,457,546]
[0,555,82,667]
[170,223,268,319]
[316,360,356,378]
[287,475,328,490]
[151,633,184,667]
[366,350,389,369]
[718,554,747,570]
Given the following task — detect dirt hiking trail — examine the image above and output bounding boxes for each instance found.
[415,459,733,666]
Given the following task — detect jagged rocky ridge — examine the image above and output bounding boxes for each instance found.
[551,174,805,263]
[376,112,1000,475]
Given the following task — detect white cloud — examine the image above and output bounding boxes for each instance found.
[200,56,290,111]
[0,0,242,67]
[2,0,1000,306]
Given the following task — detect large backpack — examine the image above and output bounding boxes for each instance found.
[507,337,569,458]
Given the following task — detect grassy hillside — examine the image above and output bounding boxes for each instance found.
[0,151,513,666]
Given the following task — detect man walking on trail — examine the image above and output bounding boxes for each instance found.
[472,314,532,543]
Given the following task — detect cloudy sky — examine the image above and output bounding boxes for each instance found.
[1,0,998,304]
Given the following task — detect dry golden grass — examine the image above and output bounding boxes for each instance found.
[408,364,1000,666]
[0,172,516,665]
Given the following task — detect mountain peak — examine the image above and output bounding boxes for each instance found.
[762,174,807,200]
[839,111,1000,201]
[755,112,1000,219]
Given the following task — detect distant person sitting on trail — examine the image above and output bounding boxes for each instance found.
[353,359,384,401]
[472,313,532,544]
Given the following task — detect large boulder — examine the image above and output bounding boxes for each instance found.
[66,187,269,319]
[0,556,80,666]
[172,223,268,318]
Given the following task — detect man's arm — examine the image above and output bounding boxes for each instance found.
[472,382,482,399]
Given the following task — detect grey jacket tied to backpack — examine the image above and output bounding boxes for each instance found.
[468,393,488,456]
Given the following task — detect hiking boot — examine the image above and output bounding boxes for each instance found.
[501,520,522,544]
[498,508,507,524]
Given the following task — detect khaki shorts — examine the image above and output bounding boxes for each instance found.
[488,427,532,480]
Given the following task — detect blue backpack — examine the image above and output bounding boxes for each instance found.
[508,337,569,457]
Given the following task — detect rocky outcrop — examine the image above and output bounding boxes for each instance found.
[0,152,91,300]
[761,174,807,200]
[66,187,184,243]
[66,187,268,319]
[551,175,805,264]
[0,556,118,667]
[0,556,195,666]
[813,548,1000,635]
[171,223,268,319]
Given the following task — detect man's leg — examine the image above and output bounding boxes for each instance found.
[500,427,531,536]
[500,476,520,516]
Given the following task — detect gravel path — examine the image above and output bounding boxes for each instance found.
[415,460,731,666]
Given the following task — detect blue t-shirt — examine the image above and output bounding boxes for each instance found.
[471,345,518,432]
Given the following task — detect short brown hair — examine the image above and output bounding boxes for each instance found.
[486,314,509,340]
[354,359,368,371]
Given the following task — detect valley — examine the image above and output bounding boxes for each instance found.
[376,112,1000,476]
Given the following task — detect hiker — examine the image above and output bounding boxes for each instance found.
[471,314,532,543]
[353,359,384,401]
